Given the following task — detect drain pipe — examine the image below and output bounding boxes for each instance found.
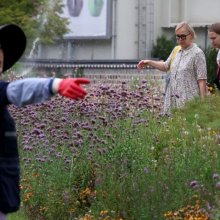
[137,0,140,59]
[67,40,72,60]
[111,0,117,59]
[204,25,208,53]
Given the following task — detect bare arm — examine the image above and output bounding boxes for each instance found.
[137,60,167,72]
[198,79,207,98]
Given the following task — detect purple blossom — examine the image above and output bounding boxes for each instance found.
[216,182,220,189]
[213,173,219,180]
[144,167,149,174]
[190,180,199,189]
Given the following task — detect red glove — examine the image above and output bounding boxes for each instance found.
[58,78,90,100]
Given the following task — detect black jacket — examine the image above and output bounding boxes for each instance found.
[0,81,20,214]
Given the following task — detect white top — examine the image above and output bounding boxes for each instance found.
[217,49,220,65]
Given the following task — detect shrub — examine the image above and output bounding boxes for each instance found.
[151,34,176,61]
[205,46,218,85]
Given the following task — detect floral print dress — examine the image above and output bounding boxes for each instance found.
[163,43,207,114]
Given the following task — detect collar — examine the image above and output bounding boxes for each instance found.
[180,43,196,52]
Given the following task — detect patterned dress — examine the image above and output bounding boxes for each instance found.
[163,43,207,114]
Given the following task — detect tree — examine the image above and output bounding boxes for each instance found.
[36,0,69,44]
[0,0,69,51]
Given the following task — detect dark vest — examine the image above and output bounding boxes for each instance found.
[0,81,20,214]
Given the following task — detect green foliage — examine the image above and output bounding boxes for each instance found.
[0,0,39,40]
[73,68,85,77]
[151,34,177,61]
[173,92,220,129]
[0,0,69,50]
[205,46,218,85]
[37,0,69,44]
[8,211,28,220]
[91,95,220,219]
[10,81,220,220]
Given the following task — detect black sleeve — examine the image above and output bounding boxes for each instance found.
[0,81,10,107]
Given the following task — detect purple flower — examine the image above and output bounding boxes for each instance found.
[216,182,220,189]
[144,167,149,174]
[190,180,199,189]
[213,173,219,180]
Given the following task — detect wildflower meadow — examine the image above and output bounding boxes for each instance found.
[7,78,220,220]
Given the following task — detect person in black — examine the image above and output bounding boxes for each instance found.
[208,23,220,90]
[0,24,90,219]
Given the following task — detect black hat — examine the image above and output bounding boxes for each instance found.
[0,24,26,73]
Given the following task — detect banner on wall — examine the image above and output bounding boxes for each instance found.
[61,0,111,39]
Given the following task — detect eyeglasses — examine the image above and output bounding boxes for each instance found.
[176,33,191,40]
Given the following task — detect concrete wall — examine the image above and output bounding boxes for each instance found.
[114,0,137,59]
[160,0,220,26]
[36,0,220,61]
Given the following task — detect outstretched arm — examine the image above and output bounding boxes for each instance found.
[6,77,90,107]
[137,60,167,72]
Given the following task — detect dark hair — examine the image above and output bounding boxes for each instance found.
[208,23,220,35]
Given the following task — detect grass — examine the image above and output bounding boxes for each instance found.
[8,211,28,220]
[7,82,220,219]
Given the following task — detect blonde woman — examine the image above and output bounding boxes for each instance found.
[137,21,207,114]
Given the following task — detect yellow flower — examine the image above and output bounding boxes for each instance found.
[69,208,76,213]
[82,214,94,220]
[100,210,108,215]
[23,191,34,202]
[33,172,39,177]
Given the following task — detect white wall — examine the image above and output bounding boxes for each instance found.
[37,0,220,61]
[114,0,137,59]
[160,0,220,26]
[186,0,220,25]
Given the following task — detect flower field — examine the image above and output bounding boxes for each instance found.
[8,79,220,220]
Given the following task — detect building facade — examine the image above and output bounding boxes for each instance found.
[34,0,220,62]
